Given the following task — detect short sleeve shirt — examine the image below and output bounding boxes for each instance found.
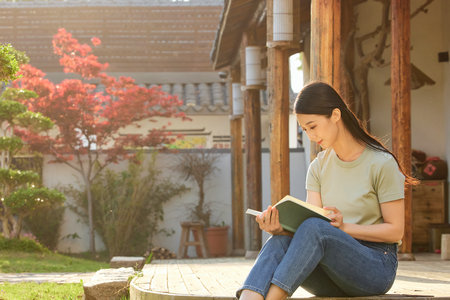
[306,147,405,226]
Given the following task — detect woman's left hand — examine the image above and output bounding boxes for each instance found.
[324,206,344,228]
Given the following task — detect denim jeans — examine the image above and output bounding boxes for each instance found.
[237,218,398,298]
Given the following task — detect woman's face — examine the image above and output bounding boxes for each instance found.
[296,110,340,149]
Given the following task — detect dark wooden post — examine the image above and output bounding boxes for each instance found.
[310,0,342,160]
[391,0,414,260]
[267,0,291,205]
[240,36,263,253]
[229,66,245,256]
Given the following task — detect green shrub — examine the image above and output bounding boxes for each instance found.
[0,235,49,253]
[68,151,187,257]
[24,204,65,250]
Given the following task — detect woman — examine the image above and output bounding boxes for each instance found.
[237,82,416,300]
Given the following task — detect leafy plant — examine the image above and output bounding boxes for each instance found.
[24,204,65,250]
[12,28,188,253]
[0,235,49,253]
[68,151,187,257]
[0,85,65,238]
[176,149,220,227]
[0,44,28,83]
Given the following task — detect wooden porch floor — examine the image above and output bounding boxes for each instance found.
[130,253,450,300]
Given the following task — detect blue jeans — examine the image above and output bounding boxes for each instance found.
[237,218,398,298]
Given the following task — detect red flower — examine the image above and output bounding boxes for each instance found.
[91,37,101,47]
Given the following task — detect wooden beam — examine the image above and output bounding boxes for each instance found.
[241,34,262,252]
[310,0,342,160]
[229,66,245,255]
[391,0,413,260]
[268,48,290,205]
[244,88,262,252]
[267,0,290,204]
[340,0,355,108]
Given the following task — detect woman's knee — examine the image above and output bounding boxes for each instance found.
[298,218,330,235]
[263,235,291,253]
[290,218,332,245]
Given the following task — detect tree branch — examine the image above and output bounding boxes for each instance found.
[411,0,434,19]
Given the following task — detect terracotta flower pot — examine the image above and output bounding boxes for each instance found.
[205,226,229,257]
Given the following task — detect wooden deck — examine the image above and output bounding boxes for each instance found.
[130,253,450,300]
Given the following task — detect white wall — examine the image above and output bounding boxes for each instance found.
[44,149,307,255]
[357,0,449,221]
[358,0,447,158]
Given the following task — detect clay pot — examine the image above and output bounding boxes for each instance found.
[205,226,229,257]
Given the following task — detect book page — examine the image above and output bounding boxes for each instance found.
[245,208,262,217]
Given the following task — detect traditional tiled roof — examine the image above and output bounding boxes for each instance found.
[142,82,297,115]
[0,0,223,72]
[0,0,223,7]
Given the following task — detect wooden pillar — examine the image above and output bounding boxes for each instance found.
[391,0,413,260]
[229,66,245,255]
[340,0,355,109]
[310,0,342,160]
[267,0,291,205]
[240,37,263,253]
[244,88,262,252]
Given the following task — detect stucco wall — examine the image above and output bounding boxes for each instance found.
[357,0,447,158]
[357,0,449,220]
[43,149,306,255]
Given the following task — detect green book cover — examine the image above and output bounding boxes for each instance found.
[246,195,331,233]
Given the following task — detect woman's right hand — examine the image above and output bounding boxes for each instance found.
[255,205,284,235]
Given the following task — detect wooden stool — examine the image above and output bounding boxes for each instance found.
[178,222,209,258]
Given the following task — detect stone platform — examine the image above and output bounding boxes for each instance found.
[130,253,450,299]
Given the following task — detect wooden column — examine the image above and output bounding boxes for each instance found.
[391,0,413,260]
[310,0,342,160]
[267,0,291,205]
[244,88,262,252]
[229,66,245,255]
[240,36,263,253]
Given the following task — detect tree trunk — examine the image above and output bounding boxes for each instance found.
[11,215,23,238]
[1,215,11,238]
[85,180,96,254]
[197,181,207,227]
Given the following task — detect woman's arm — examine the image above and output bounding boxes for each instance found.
[328,199,405,243]
[308,190,404,243]
[306,190,323,208]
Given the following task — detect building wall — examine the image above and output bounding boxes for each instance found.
[357,0,449,220]
[44,149,306,254]
[358,0,447,158]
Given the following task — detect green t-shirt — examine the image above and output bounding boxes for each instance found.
[306,147,405,226]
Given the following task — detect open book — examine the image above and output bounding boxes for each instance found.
[246,195,331,233]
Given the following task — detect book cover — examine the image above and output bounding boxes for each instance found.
[246,195,331,233]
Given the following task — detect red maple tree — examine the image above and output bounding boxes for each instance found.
[13,28,187,253]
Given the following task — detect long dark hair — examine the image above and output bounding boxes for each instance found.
[294,81,417,185]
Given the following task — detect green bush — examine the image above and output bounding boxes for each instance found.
[69,151,187,257]
[24,204,65,250]
[0,235,49,253]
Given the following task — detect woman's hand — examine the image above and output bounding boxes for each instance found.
[255,206,284,235]
[324,206,344,228]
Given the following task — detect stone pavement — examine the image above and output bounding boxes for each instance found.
[0,272,95,283]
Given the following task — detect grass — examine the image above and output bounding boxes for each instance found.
[0,250,109,273]
[0,282,84,300]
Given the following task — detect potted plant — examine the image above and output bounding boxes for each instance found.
[176,149,229,257]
